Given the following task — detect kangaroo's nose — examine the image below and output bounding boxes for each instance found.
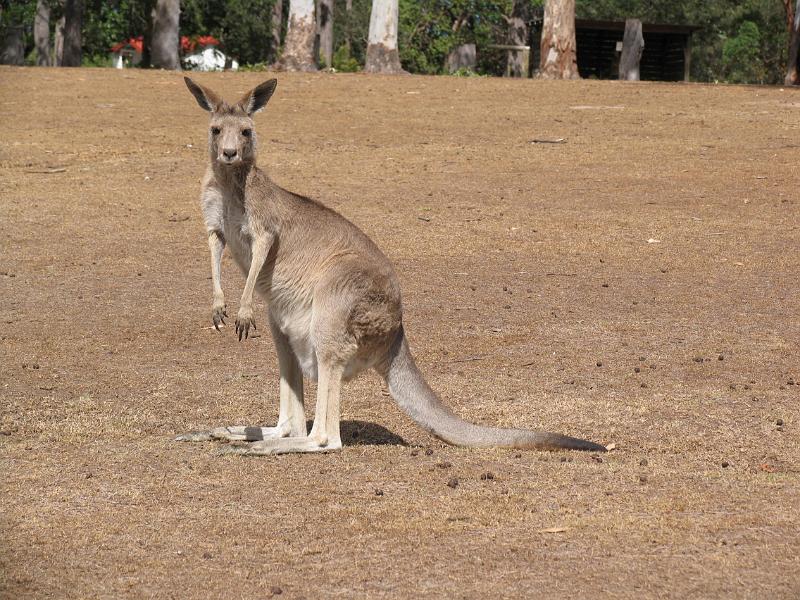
[222,149,237,159]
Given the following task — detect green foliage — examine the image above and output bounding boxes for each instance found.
[83,0,148,56]
[237,61,270,71]
[331,44,360,72]
[450,67,484,77]
[398,0,531,75]
[722,20,764,83]
[3,0,793,83]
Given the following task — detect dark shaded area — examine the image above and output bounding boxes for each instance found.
[240,420,406,446]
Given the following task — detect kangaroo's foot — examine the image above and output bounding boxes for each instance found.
[174,425,290,443]
[216,435,342,456]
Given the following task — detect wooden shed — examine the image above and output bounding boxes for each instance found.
[531,19,698,81]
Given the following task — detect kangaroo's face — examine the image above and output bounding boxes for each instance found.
[209,109,256,166]
[184,77,277,168]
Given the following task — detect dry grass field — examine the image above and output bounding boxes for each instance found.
[1,66,799,599]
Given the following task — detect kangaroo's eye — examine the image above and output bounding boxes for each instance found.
[241,129,252,138]
[211,127,221,136]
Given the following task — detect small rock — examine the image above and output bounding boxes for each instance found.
[375,488,384,496]
[591,455,603,463]
[660,267,668,273]
[640,383,648,388]
[596,361,603,367]
[32,364,40,370]
[788,379,795,386]
[202,552,213,559]
[480,472,495,481]
[693,357,704,363]
[776,419,784,426]
[639,458,648,466]
[85,472,93,479]
[639,356,646,362]
[718,354,724,361]
[410,449,419,457]
[721,461,730,468]
[601,283,609,288]
[514,453,522,459]
[560,456,567,463]
[270,586,283,595]
[639,475,648,484]
[447,478,459,489]
[436,461,452,469]
[424,448,434,456]
[634,367,641,373]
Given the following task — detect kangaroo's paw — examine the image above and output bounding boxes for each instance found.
[174,430,214,442]
[210,425,288,442]
[216,436,342,456]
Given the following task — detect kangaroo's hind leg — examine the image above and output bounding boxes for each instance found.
[218,280,357,455]
[175,315,307,443]
[218,358,345,455]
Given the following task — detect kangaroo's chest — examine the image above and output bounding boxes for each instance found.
[221,199,253,272]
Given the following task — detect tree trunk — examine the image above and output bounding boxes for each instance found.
[784,0,796,32]
[317,0,333,68]
[150,0,180,70]
[786,0,800,85]
[446,43,476,73]
[619,18,644,81]
[365,0,403,73]
[276,0,317,71]
[0,25,24,65]
[506,0,528,77]
[55,15,65,66]
[270,0,283,61]
[34,0,52,66]
[345,0,352,51]
[61,0,83,67]
[537,0,579,80]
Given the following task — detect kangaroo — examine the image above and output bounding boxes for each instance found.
[175,77,607,455]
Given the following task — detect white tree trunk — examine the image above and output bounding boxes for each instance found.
[55,15,65,66]
[34,0,52,66]
[317,0,334,68]
[364,0,403,74]
[151,0,180,70]
[506,0,528,77]
[276,0,317,71]
[537,0,579,80]
[619,18,644,81]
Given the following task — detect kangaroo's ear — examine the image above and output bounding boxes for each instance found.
[238,79,277,115]
[184,77,222,112]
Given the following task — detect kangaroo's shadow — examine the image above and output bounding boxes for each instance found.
[339,420,406,446]
[238,420,406,446]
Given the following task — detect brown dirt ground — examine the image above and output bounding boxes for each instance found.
[1,66,799,599]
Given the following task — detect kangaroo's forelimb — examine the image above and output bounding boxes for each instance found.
[208,230,227,330]
[235,231,272,341]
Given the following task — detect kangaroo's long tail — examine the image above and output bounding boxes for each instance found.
[378,327,606,452]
